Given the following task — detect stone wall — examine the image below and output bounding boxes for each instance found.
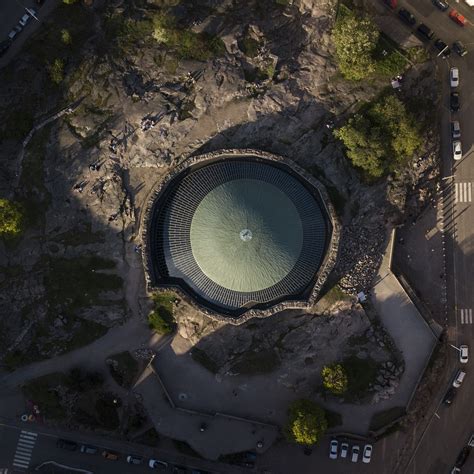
[140,148,340,325]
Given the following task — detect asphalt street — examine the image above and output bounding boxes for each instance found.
[379,0,474,473]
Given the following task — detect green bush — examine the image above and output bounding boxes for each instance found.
[0,199,23,237]
[148,292,176,334]
[321,363,348,395]
[285,399,328,446]
[333,9,379,80]
[334,94,422,179]
[48,58,65,84]
[61,29,72,45]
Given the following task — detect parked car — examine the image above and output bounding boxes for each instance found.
[36,0,46,5]
[398,8,417,25]
[451,467,461,474]
[56,439,78,451]
[450,10,466,26]
[450,92,460,111]
[432,0,449,10]
[455,447,470,467]
[434,39,451,56]
[450,67,459,87]
[468,433,474,448]
[453,369,466,387]
[102,450,119,460]
[329,439,338,460]
[453,140,463,160]
[19,10,35,27]
[149,459,168,469]
[362,444,373,464]
[460,345,468,363]
[443,387,457,405]
[80,445,98,454]
[453,40,468,57]
[381,0,397,8]
[127,455,144,465]
[0,40,11,57]
[452,121,461,139]
[8,25,22,41]
[340,442,349,459]
[351,445,360,463]
[417,23,435,41]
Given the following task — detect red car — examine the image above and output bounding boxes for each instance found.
[381,0,397,8]
[449,10,466,27]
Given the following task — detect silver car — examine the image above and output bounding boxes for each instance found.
[8,25,22,41]
[329,439,338,460]
[453,140,462,161]
[451,121,461,139]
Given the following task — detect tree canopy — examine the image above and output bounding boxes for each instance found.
[0,199,23,237]
[321,363,348,395]
[333,10,379,80]
[334,94,422,179]
[285,399,328,446]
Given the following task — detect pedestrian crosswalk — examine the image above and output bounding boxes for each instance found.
[460,308,473,325]
[455,182,472,203]
[13,430,37,470]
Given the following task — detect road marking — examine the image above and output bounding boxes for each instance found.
[460,309,473,324]
[12,430,37,470]
[455,182,472,203]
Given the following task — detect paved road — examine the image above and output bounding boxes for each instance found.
[374,1,474,473]
[0,420,249,474]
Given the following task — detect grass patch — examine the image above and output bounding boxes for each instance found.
[342,354,380,401]
[240,36,260,58]
[148,292,176,335]
[52,224,105,246]
[191,347,219,374]
[369,406,405,432]
[44,255,122,314]
[326,408,343,428]
[107,351,139,389]
[22,373,68,420]
[372,33,408,78]
[320,284,348,306]
[231,349,280,375]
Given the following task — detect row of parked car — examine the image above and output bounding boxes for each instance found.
[443,367,467,406]
[0,0,46,58]
[381,0,468,58]
[56,439,205,473]
[449,67,463,161]
[329,439,373,463]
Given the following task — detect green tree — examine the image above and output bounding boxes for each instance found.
[48,59,65,84]
[285,399,328,446]
[333,11,379,80]
[334,94,422,178]
[321,364,348,395]
[0,199,23,237]
[61,29,72,45]
[63,0,78,4]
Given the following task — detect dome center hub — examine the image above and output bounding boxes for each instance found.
[239,228,253,242]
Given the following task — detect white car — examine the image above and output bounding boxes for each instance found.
[363,444,373,463]
[460,345,468,364]
[451,121,461,139]
[8,25,22,41]
[453,370,466,388]
[351,445,360,463]
[340,442,349,458]
[450,67,459,87]
[149,459,168,469]
[329,439,338,460]
[453,140,462,160]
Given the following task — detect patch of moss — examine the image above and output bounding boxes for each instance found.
[148,292,176,335]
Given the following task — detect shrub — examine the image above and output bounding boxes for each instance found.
[285,399,328,446]
[333,10,379,80]
[321,364,348,395]
[49,58,65,84]
[148,292,176,334]
[61,29,72,45]
[334,94,422,179]
[0,199,23,237]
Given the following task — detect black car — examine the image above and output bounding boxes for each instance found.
[0,40,11,57]
[432,0,449,11]
[453,40,468,57]
[443,386,456,405]
[434,39,451,57]
[417,23,435,41]
[450,92,460,112]
[398,8,416,26]
[56,439,78,451]
[455,447,470,467]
